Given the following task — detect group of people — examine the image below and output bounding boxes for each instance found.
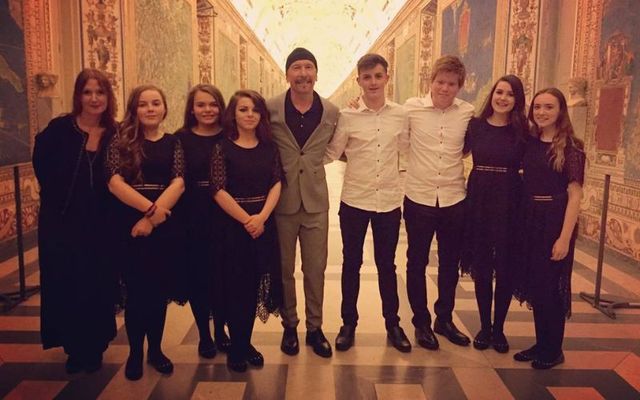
[33,47,585,381]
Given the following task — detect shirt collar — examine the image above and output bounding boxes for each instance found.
[423,92,462,110]
[357,97,390,113]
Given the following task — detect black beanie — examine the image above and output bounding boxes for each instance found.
[286,47,317,71]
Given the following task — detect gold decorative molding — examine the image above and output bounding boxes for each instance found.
[22,0,52,147]
[506,0,540,99]
[386,39,396,99]
[418,4,436,97]
[197,3,215,84]
[80,0,125,115]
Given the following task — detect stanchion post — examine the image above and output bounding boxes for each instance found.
[14,165,27,299]
[592,174,611,306]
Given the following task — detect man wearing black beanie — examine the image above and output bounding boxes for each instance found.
[266,48,338,358]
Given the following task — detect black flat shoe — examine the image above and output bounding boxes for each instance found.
[198,339,217,359]
[84,353,103,373]
[415,326,439,350]
[335,325,356,352]
[473,329,491,350]
[125,354,143,381]
[491,331,509,354]
[147,352,174,374]
[387,326,412,353]
[532,352,564,369]
[281,327,299,356]
[247,345,264,367]
[65,355,83,374]
[306,328,332,358]
[215,332,232,353]
[513,345,538,362]
[227,358,247,373]
[434,319,471,346]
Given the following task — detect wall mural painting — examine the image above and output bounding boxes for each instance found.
[395,36,416,105]
[81,0,124,115]
[0,0,30,167]
[135,0,193,132]
[215,31,239,102]
[441,0,496,108]
[248,58,260,93]
[597,0,639,180]
[0,166,38,242]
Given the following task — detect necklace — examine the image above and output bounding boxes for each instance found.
[86,149,98,189]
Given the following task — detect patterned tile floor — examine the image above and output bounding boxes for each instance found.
[0,162,639,399]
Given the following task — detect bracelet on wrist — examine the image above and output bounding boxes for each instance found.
[145,203,157,218]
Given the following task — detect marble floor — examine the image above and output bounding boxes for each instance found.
[1,162,639,399]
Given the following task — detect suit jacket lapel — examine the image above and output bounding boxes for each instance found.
[274,91,301,150]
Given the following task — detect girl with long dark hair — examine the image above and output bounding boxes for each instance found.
[210,90,283,372]
[176,84,231,357]
[105,85,186,380]
[513,88,585,369]
[462,74,528,353]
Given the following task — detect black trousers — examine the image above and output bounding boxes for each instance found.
[339,202,401,330]
[404,197,465,328]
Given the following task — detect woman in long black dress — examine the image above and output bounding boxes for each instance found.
[513,88,585,369]
[33,68,118,374]
[176,84,231,358]
[210,90,283,372]
[106,85,186,380]
[462,75,527,353]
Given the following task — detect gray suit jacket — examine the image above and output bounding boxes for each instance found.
[267,91,339,215]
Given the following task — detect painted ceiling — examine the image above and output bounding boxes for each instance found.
[228,0,407,97]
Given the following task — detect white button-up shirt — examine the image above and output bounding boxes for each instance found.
[326,99,409,212]
[402,94,474,207]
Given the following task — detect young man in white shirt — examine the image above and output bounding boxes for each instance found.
[326,53,411,353]
[403,55,474,350]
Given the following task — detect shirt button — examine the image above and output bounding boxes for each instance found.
[300,151,304,155]
[299,169,303,174]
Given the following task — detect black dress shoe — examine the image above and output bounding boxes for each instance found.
[532,352,564,369]
[491,331,509,354]
[415,326,439,350]
[227,357,248,373]
[306,328,332,358]
[335,325,356,351]
[65,355,83,374]
[473,329,491,350]
[147,352,174,374]
[247,344,264,367]
[281,327,299,355]
[125,354,143,381]
[387,326,412,353]
[513,345,538,362]
[215,332,232,353]
[433,319,470,346]
[198,339,217,359]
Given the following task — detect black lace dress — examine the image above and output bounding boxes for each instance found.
[175,130,225,312]
[513,136,586,318]
[462,118,525,279]
[210,137,283,323]
[105,134,187,303]
[33,115,118,355]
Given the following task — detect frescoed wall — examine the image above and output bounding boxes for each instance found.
[395,36,416,105]
[597,0,639,180]
[215,31,239,102]
[575,0,640,262]
[134,0,193,132]
[440,0,496,108]
[0,1,30,167]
